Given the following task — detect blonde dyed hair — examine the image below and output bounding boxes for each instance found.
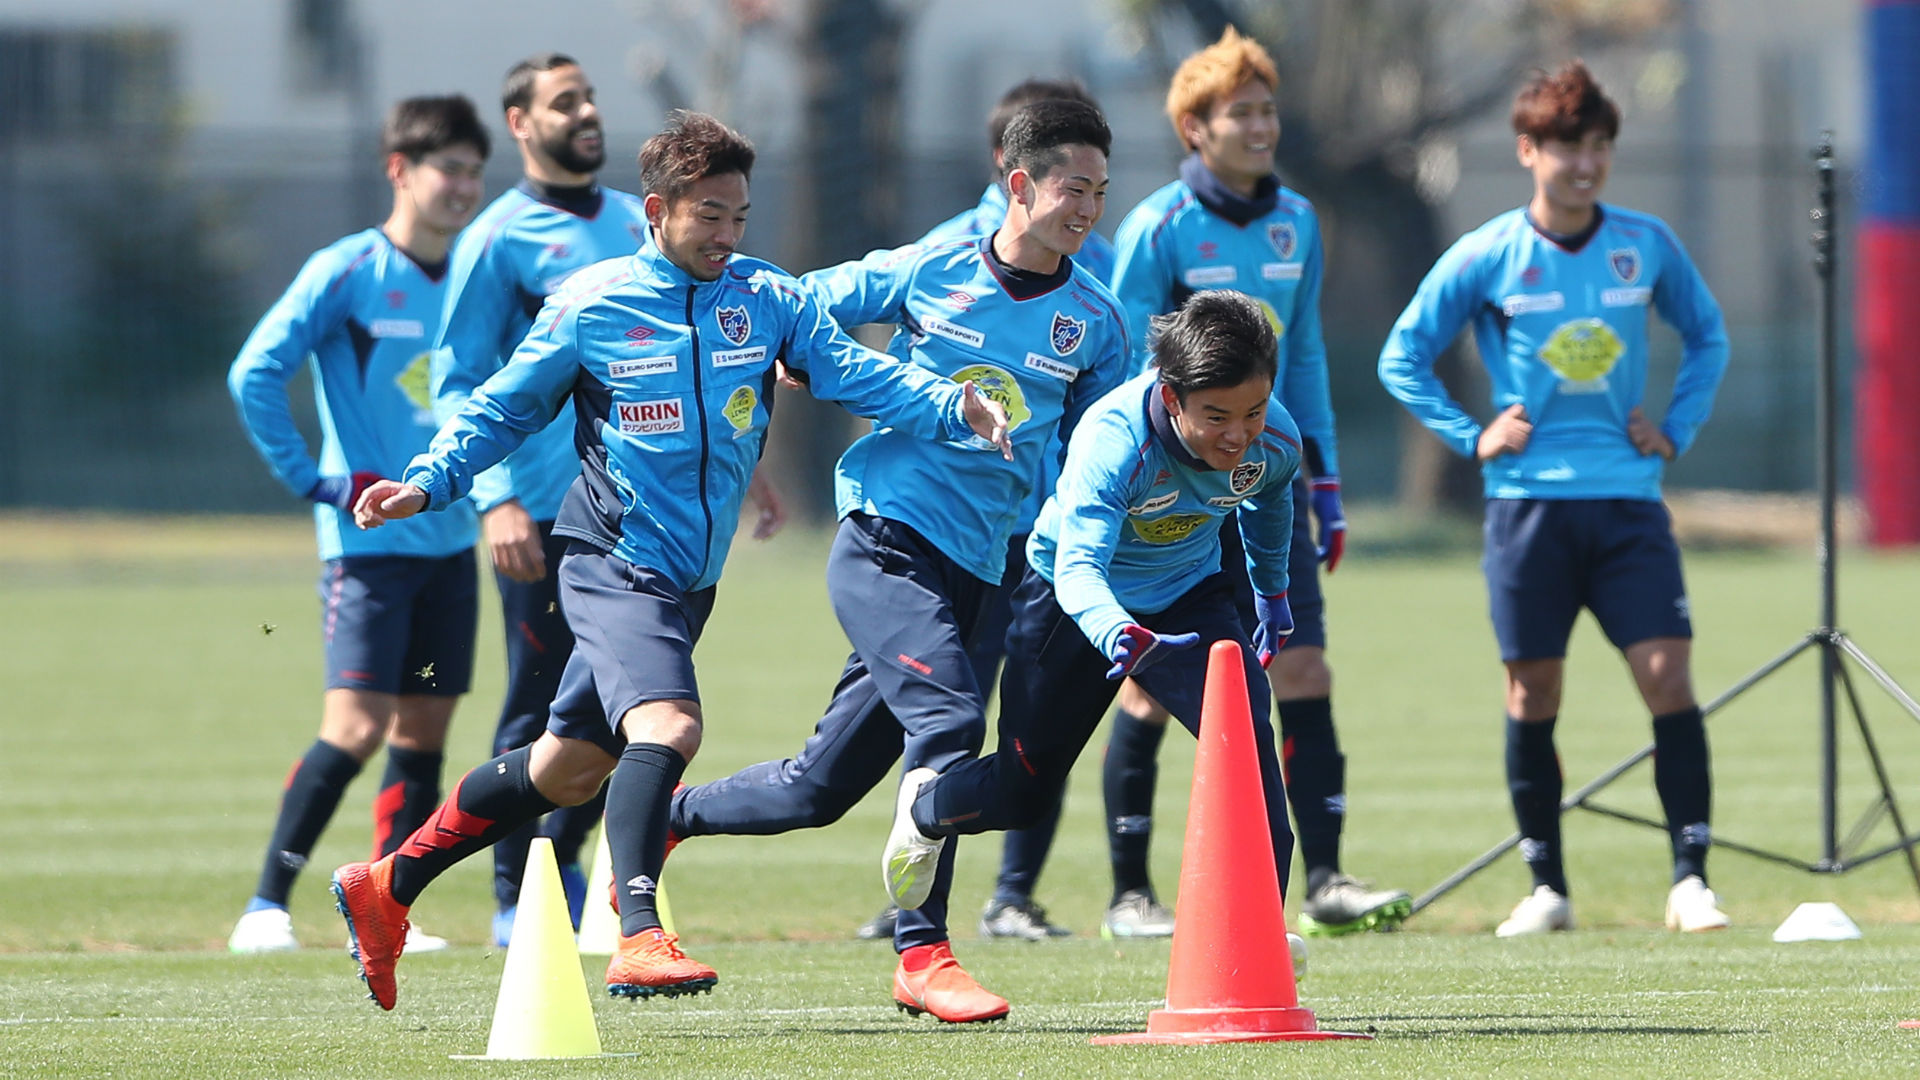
[1165,26,1279,149]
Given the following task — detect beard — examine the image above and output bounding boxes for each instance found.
[542,122,606,175]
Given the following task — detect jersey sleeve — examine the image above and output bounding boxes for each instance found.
[778,281,971,443]
[1045,415,1144,659]
[405,289,580,511]
[797,245,924,329]
[1283,213,1338,475]
[1236,414,1302,597]
[1377,235,1492,459]
[227,249,352,499]
[1649,224,1731,456]
[1109,205,1177,374]
[433,229,525,513]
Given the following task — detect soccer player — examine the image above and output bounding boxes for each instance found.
[884,291,1304,971]
[665,99,1131,1022]
[1377,61,1732,936]
[857,76,1119,946]
[329,111,1011,1011]
[435,53,774,946]
[1105,26,1409,939]
[225,95,490,954]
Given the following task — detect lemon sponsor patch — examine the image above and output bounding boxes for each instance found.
[1539,317,1625,384]
[951,363,1030,431]
[1130,512,1209,545]
[723,385,757,436]
[396,352,434,422]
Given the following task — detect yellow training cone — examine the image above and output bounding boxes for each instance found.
[578,825,675,958]
[477,838,603,1059]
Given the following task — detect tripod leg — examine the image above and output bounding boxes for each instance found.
[1833,651,1920,896]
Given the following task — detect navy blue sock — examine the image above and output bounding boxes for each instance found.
[1506,715,1568,896]
[254,740,362,906]
[992,795,1062,904]
[390,745,556,906]
[372,745,443,860]
[1652,706,1712,884]
[1277,696,1345,884]
[1103,707,1167,902]
[607,743,687,937]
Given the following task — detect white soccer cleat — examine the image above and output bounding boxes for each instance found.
[1287,931,1308,981]
[404,923,450,952]
[883,767,946,910]
[1495,885,1574,938]
[1665,875,1730,932]
[229,906,299,953]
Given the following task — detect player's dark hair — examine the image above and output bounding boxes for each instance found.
[381,94,490,162]
[988,78,1098,152]
[1150,290,1276,400]
[638,110,756,202]
[1511,60,1620,144]
[1000,99,1111,182]
[502,52,580,115]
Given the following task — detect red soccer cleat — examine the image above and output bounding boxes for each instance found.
[605,927,717,999]
[331,856,410,1011]
[892,941,1010,1023]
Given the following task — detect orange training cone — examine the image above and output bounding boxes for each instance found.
[1094,640,1368,1045]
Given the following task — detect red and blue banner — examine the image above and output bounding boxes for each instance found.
[1858,0,1920,544]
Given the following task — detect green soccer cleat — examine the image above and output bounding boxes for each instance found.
[882,768,945,909]
[1296,873,1413,937]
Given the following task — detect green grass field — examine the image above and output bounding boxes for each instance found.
[4,511,1920,1077]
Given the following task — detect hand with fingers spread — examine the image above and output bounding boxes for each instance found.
[1477,403,1533,462]
[1105,624,1200,681]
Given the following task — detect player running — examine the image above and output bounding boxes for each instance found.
[226,95,490,954]
[1378,61,1732,936]
[328,111,1009,1011]
[665,98,1131,1023]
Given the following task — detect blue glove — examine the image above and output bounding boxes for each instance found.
[306,471,382,511]
[1252,592,1294,669]
[1105,624,1201,681]
[1310,477,1347,572]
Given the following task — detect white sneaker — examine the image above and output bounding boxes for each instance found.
[1665,875,1730,932]
[405,924,450,952]
[1495,885,1574,938]
[882,767,946,909]
[229,906,299,953]
[1287,931,1307,981]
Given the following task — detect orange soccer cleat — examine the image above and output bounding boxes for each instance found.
[892,941,1009,1023]
[605,927,717,999]
[331,857,410,1011]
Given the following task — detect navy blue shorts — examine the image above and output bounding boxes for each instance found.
[319,551,477,696]
[1483,498,1692,662]
[1222,474,1325,650]
[543,542,717,758]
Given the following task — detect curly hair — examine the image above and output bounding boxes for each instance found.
[1511,60,1620,144]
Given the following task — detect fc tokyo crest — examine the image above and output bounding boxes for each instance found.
[717,305,751,346]
[1607,247,1641,285]
[1050,312,1086,356]
[1267,222,1297,260]
[1229,459,1266,495]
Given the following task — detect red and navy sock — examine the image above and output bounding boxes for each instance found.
[1103,706,1166,903]
[1652,706,1712,884]
[372,745,443,860]
[389,745,556,906]
[607,742,687,937]
[1277,696,1346,889]
[253,740,362,907]
[1506,715,1568,896]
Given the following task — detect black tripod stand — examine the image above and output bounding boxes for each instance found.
[1412,133,1920,917]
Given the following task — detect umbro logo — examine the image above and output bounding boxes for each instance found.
[386,290,407,310]
[625,326,655,343]
[546,243,572,259]
[946,290,976,310]
[625,874,657,896]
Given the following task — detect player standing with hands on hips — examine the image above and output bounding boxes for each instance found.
[1378,61,1732,937]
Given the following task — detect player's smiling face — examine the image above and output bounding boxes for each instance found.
[1519,129,1612,227]
[647,171,749,282]
[402,143,487,236]
[1163,376,1273,471]
[1186,79,1279,194]
[1012,144,1108,259]
[519,64,605,178]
